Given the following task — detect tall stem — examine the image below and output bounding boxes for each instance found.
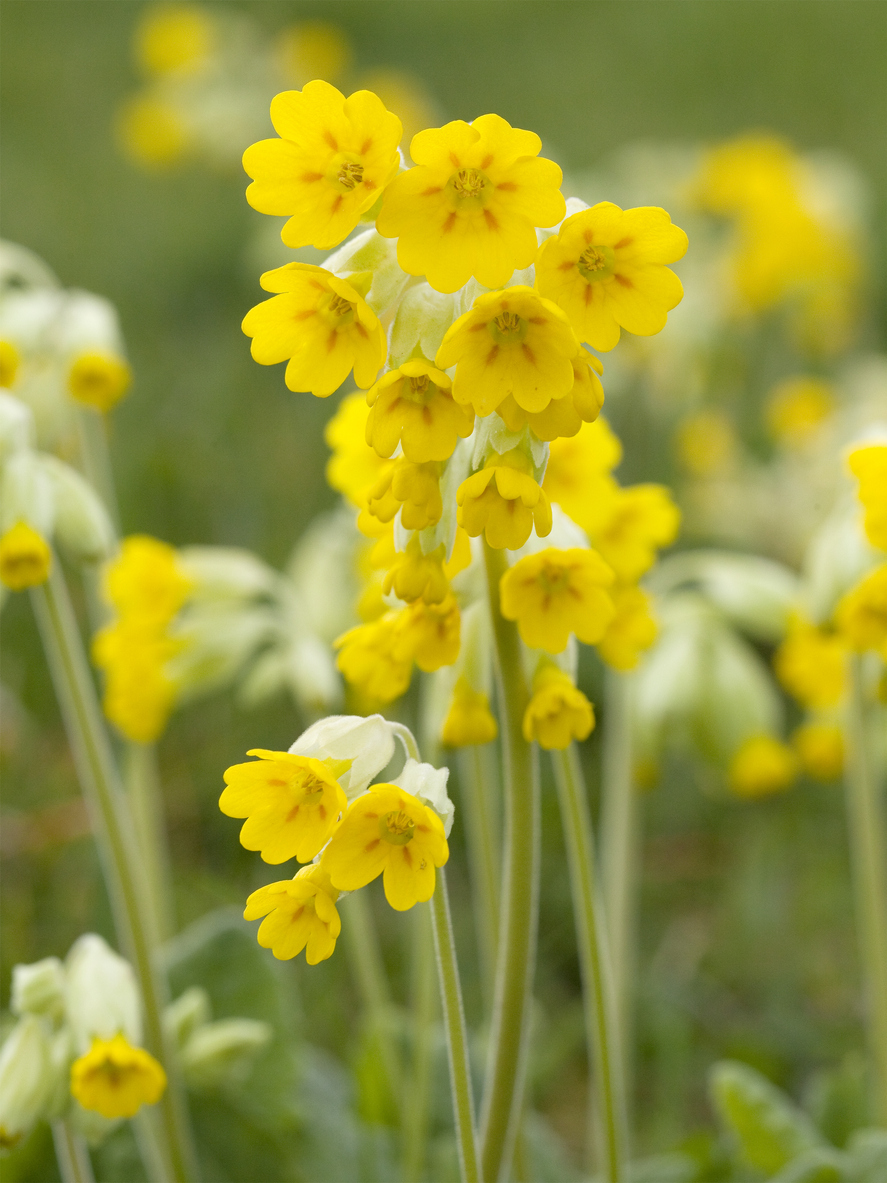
[402,903,438,1183]
[31,562,199,1183]
[553,745,628,1182]
[431,869,481,1183]
[125,741,176,941]
[457,744,501,1007]
[479,542,540,1183]
[599,668,638,1095]
[76,408,120,534]
[52,1122,95,1183]
[844,656,887,1124]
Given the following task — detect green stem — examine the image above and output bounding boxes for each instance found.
[76,407,120,534]
[125,741,176,942]
[31,562,199,1183]
[599,668,638,1099]
[402,902,438,1183]
[553,744,628,1182]
[479,542,540,1183]
[431,869,481,1183]
[52,1121,95,1183]
[457,744,501,1008]
[844,655,887,1124]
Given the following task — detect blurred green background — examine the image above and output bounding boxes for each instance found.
[2,2,885,1178]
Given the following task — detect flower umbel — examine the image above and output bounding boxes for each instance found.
[728,735,798,799]
[244,863,342,964]
[70,1033,166,1120]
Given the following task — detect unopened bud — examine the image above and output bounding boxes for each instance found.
[0,1016,54,1150]
[180,1018,272,1090]
[64,935,141,1054]
[11,957,65,1021]
[40,456,115,562]
[393,758,455,836]
[289,714,396,799]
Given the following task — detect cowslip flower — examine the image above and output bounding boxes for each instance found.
[242,264,386,397]
[324,392,392,506]
[244,863,341,964]
[220,749,348,864]
[0,521,51,590]
[728,734,798,799]
[435,287,578,418]
[792,721,844,782]
[376,113,565,293]
[70,1034,166,1120]
[67,351,132,413]
[102,536,191,622]
[334,613,413,703]
[382,537,449,605]
[675,410,736,477]
[243,81,402,250]
[458,450,552,551]
[595,584,658,671]
[765,376,834,448]
[365,359,474,463]
[441,676,498,747]
[321,783,449,910]
[136,3,214,77]
[773,616,846,709]
[535,203,687,351]
[543,417,623,527]
[0,339,21,388]
[590,484,681,582]
[848,443,887,552]
[92,625,179,744]
[497,348,604,441]
[392,593,461,672]
[522,662,595,750]
[499,547,615,653]
[365,458,443,530]
[835,563,887,656]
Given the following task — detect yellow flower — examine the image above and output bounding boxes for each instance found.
[135,3,214,76]
[848,443,887,552]
[392,593,461,672]
[543,417,622,526]
[244,863,342,964]
[376,113,565,293]
[792,721,844,782]
[499,547,615,653]
[116,95,190,171]
[335,614,413,703]
[596,584,658,671]
[220,749,348,865]
[728,735,798,799]
[497,348,604,441]
[535,203,687,352]
[835,563,887,657]
[435,287,578,418]
[457,450,552,551]
[674,410,736,477]
[694,135,798,214]
[773,616,846,709]
[102,536,191,622]
[441,676,498,747]
[243,264,386,397]
[92,624,179,744]
[67,351,132,413]
[0,522,51,590]
[590,484,681,582]
[70,1034,166,1120]
[0,339,20,387]
[365,359,474,463]
[765,376,834,447]
[366,458,442,531]
[276,22,352,85]
[522,662,595,750]
[243,81,402,251]
[325,392,391,505]
[382,537,449,605]
[321,783,449,910]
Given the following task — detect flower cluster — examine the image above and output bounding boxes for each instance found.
[221,716,453,963]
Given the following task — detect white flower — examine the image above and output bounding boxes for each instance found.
[0,1016,55,1149]
[11,957,65,1021]
[64,935,142,1054]
[393,758,455,837]
[289,714,396,800]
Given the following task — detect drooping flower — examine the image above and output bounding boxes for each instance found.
[595,583,658,671]
[835,563,887,657]
[67,351,132,413]
[792,721,844,782]
[392,593,461,672]
[522,662,595,751]
[457,450,552,551]
[321,783,449,910]
[365,359,474,463]
[435,287,578,418]
[543,417,623,527]
[497,348,604,441]
[70,1034,166,1121]
[773,615,846,709]
[376,113,565,293]
[244,863,342,964]
[365,458,443,530]
[441,676,498,747]
[334,613,413,703]
[92,625,179,745]
[0,521,51,590]
[242,264,386,397]
[243,81,402,250]
[382,537,449,604]
[535,203,687,351]
[324,391,392,505]
[728,734,798,799]
[848,443,887,552]
[220,749,348,864]
[102,536,191,622]
[499,547,615,653]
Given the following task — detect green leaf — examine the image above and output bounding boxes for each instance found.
[845,1129,887,1183]
[769,1147,849,1183]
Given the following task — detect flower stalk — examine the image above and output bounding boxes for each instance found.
[402,902,438,1183]
[457,743,501,1005]
[52,1121,96,1183]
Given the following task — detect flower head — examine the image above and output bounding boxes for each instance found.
[543,417,623,527]
[535,203,687,351]
[70,1034,166,1120]
[67,351,132,413]
[92,625,179,744]
[441,676,498,747]
[244,863,341,964]
[457,449,552,551]
[392,593,461,672]
[596,584,658,671]
[500,547,615,653]
[0,521,51,590]
[382,537,449,605]
[848,443,887,552]
[365,359,474,463]
[792,721,844,782]
[220,749,348,864]
[522,662,595,750]
[774,616,846,709]
[377,113,565,292]
[102,536,191,622]
[244,81,402,250]
[435,287,578,418]
[497,348,604,441]
[728,734,798,799]
[321,783,449,910]
[835,563,887,657]
[242,263,386,397]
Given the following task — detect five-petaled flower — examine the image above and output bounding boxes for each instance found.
[457,450,552,551]
[500,547,615,653]
[365,359,475,463]
[522,662,595,751]
[244,863,342,964]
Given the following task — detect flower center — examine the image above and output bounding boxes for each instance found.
[538,563,571,594]
[577,244,616,282]
[379,809,415,845]
[405,374,437,404]
[446,167,490,208]
[328,153,365,194]
[488,311,529,346]
[319,291,356,329]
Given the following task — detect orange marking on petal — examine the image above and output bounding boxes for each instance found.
[485,345,500,365]
[364,180,377,191]
[301,172,324,183]
[326,331,338,353]
[448,152,461,168]
[364,838,381,853]
[323,130,338,151]
[614,236,633,249]
[583,229,594,244]
[615,274,633,288]
[558,260,575,272]
[483,209,499,230]
[583,286,593,305]
[442,212,457,233]
[360,138,372,154]
[355,323,368,339]
[267,778,289,786]
[331,195,343,214]
[496,181,517,191]
[469,322,488,332]
[293,310,315,322]
[285,804,301,823]
[421,186,443,197]
[522,343,537,366]
[480,153,493,170]
[528,316,547,325]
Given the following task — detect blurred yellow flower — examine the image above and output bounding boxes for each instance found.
[244,81,402,251]
[728,734,798,799]
[765,376,834,447]
[335,614,413,703]
[382,537,448,605]
[835,563,887,657]
[848,443,887,552]
[322,783,449,911]
[325,392,391,505]
[543,417,622,527]
[596,583,658,671]
[393,593,461,672]
[591,484,680,582]
[135,3,214,77]
[377,114,565,293]
[365,359,474,463]
[243,264,386,397]
[535,203,687,351]
[792,721,844,782]
[499,547,615,653]
[458,451,552,551]
[441,676,498,747]
[674,410,736,476]
[117,94,190,170]
[67,351,132,413]
[276,22,352,85]
[71,1034,166,1120]
[0,340,20,388]
[102,536,190,622]
[522,662,595,751]
[774,616,846,709]
[0,522,51,591]
[245,863,342,964]
[358,68,438,155]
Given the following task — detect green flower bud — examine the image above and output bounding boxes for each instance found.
[11,958,65,1022]
[40,456,114,563]
[0,1016,54,1150]
[180,1019,272,1090]
[164,987,211,1051]
[323,228,410,318]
